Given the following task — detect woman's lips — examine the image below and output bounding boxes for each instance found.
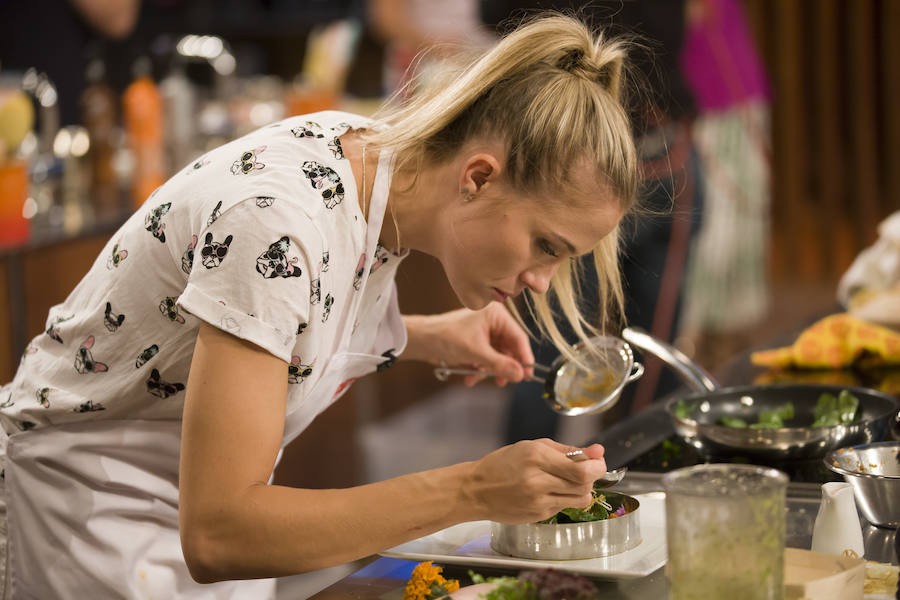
[492,288,510,302]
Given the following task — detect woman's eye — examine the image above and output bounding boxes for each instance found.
[538,239,558,258]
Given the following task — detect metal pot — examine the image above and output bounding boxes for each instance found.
[622,327,900,460]
[490,493,641,560]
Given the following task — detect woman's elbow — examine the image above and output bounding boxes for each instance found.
[180,519,232,584]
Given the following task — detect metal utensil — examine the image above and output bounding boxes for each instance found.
[433,335,644,416]
[565,449,628,487]
[622,326,900,459]
[434,361,551,383]
[490,491,641,559]
[824,441,900,528]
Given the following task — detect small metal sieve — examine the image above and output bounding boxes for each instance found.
[433,335,644,416]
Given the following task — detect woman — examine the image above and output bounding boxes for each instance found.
[0,13,638,598]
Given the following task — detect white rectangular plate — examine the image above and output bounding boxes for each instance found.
[380,492,667,579]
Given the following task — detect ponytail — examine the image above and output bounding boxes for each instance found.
[367,13,640,365]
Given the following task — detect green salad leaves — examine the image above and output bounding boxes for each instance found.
[537,490,626,524]
[713,390,860,429]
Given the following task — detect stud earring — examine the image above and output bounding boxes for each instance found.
[461,188,473,202]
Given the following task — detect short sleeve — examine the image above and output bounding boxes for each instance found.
[177,198,322,363]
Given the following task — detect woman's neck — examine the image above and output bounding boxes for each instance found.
[342,133,449,255]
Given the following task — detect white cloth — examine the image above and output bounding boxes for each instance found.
[0,111,407,598]
[837,211,900,327]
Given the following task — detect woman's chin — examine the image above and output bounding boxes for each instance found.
[449,283,490,311]
[461,293,492,311]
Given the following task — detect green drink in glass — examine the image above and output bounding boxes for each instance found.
[663,464,788,600]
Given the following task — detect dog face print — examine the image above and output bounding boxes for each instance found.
[291,121,324,139]
[45,315,72,344]
[188,157,210,173]
[18,344,38,370]
[328,136,344,159]
[231,146,266,175]
[321,251,330,272]
[207,200,222,226]
[300,161,344,209]
[107,241,128,269]
[46,324,63,343]
[322,293,334,323]
[370,245,389,275]
[256,236,303,279]
[353,253,366,290]
[146,369,185,398]
[310,276,321,304]
[287,356,313,384]
[145,202,171,243]
[35,387,52,408]
[377,349,397,372]
[135,344,159,368]
[159,296,186,324]
[297,322,308,335]
[201,232,232,269]
[255,196,275,208]
[74,400,105,413]
[103,302,125,332]
[182,235,197,274]
[74,336,108,374]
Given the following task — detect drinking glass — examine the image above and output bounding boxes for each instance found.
[663,463,788,600]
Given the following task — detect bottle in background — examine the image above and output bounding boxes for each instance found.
[122,57,165,210]
[160,60,195,176]
[81,57,119,220]
[0,83,35,247]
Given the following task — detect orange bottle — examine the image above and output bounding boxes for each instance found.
[122,58,165,210]
[0,159,29,248]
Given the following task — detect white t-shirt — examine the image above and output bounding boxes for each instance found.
[1,111,407,437]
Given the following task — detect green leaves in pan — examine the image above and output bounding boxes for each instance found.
[715,390,860,429]
[811,389,860,427]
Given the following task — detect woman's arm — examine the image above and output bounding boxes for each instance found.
[179,323,606,583]
[402,304,535,386]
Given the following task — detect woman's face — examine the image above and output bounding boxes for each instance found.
[438,161,623,310]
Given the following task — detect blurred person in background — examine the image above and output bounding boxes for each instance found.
[368,0,496,95]
[0,14,638,598]
[677,0,772,361]
[0,0,140,125]
[482,2,704,443]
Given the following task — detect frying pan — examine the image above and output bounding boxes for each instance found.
[622,327,900,459]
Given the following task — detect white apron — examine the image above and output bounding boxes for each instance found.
[0,150,406,599]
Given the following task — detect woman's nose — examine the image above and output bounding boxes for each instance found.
[519,263,557,294]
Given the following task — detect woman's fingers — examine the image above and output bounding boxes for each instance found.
[468,439,612,524]
[533,439,608,485]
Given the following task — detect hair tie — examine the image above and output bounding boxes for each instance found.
[557,48,585,73]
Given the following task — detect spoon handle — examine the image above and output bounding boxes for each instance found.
[565,450,627,486]
[433,362,548,384]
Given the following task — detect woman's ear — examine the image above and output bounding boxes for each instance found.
[459,153,502,197]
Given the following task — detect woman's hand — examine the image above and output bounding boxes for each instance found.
[462,439,607,524]
[402,304,535,386]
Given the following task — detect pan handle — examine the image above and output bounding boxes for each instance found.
[621,327,720,393]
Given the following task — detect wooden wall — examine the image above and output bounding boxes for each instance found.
[742,0,900,285]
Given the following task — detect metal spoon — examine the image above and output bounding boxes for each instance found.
[565,449,627,488]
[432,335,644,417]
[433,361,551,383]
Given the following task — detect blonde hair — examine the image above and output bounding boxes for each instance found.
[367,13,639,364]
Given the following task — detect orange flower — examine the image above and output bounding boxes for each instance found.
[403,561,460,600]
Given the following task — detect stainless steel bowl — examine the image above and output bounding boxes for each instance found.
[824,441,900,528]
[489,493,641,560]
